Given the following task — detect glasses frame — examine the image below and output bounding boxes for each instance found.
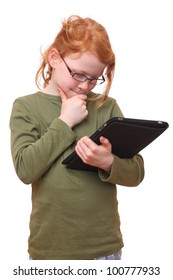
[60,56,105,85]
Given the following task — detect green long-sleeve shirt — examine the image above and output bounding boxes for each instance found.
[10,91,144,260]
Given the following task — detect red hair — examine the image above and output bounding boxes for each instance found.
[35,15,115,106]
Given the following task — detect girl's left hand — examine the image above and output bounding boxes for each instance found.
[75,136,114,173]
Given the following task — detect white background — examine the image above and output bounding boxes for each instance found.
[0,0,172,272]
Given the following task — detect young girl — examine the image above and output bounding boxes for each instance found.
[10,15,144,260]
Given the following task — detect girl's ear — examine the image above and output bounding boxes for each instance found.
[48,48,60,68]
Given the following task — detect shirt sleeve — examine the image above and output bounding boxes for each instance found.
[10,99,76,184]
[98,154,145,187]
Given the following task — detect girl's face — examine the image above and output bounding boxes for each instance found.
[48,51,106,98]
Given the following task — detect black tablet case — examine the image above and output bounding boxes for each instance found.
[62,117,169,172]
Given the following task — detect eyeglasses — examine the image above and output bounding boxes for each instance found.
[61,56,105,85]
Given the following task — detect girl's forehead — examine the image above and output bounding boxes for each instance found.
[66,52,106,73]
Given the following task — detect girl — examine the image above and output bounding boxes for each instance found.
[10,15,144,260]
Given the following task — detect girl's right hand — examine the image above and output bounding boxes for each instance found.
[58,87,88,128]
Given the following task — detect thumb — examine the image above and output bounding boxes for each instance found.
[100,136,111,148]
[57,87,67,102]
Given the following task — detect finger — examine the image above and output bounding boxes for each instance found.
[57,87,67,102]
[99,136,110,147]
[75,137,91,155]
[76,137,95,162]
[77,94,87,101]
[80,136,95,148]
[75,142,86,159]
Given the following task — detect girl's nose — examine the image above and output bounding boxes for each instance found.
[77,80,93,91]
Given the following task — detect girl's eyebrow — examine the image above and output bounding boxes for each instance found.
[70,67,89,75]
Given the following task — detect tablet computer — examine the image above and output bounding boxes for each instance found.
[62,117,169,172]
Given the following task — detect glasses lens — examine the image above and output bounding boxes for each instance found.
[91,78,105,85]
[73,73,105,85]
[73,73,86,82]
